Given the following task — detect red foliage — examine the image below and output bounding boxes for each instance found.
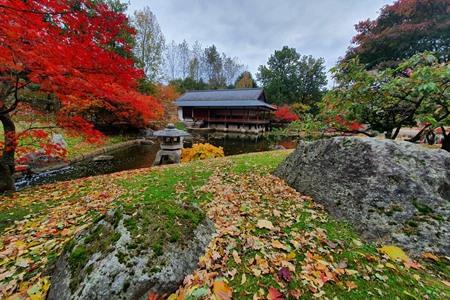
[274,106,299,123]
[334,116,364,132]
[57,116,104,144]
[0,0,163,135]
[348,0,449,67]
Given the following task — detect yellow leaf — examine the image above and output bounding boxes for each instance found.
[378,245,409,262]
[345,269,359,276]
[413,274,421,281]
[287,251,296,261]
[241,273,247,285]
[256,219,274,230]
[167,294,177,300]
[213,280,232,300]
[385,263,397,270]
[30,294,44,300]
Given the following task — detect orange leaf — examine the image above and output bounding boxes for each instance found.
[213,280,232,300]
[422,252,439,262]
[268,287,284,300]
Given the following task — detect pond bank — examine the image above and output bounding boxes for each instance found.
[15,133,298,189]
[27,139,151,174]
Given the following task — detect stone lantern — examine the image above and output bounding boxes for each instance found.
[152,123,190,166]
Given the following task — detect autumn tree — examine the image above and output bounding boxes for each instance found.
[0,0,162,192]
[257,46,327,106]
[235,71,258,89]
[322,53,449,150]
[346,0,450,69]
[274,106,299,123]
[133,6,166,81]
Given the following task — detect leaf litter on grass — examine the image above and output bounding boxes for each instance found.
[0,170,142,299]
[169,170,450,299]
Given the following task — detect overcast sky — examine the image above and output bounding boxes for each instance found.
[127,0,392,82]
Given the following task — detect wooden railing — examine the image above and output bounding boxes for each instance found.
[205,117,270,124]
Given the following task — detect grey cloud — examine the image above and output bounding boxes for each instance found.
[128,0,392,80]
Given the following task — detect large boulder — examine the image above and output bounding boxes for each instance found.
[48,209,214,300]
[274,137,450,256]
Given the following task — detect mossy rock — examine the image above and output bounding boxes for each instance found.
[48,207,214,300]
[275,137,450,256]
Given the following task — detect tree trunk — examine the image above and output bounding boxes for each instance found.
[385,129,393,139]
[407,124,431,143]
[0,160,14,193]
[391,126,402,140]
[0,113,16,193]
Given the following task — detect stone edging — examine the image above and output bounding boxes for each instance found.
[30,139,154,174]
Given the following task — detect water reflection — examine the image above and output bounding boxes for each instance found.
[16,133,297,189]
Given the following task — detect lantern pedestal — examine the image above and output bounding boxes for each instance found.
[153,149,182,166]
[152,123,190,166]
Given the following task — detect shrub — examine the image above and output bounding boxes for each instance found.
[181,143,224,162]
[274,106,299,123]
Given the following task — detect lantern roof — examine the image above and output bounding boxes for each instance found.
[153,123,191,137]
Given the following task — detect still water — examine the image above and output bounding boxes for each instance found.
[16,133,297,189]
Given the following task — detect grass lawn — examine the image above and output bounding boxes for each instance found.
[0,150,449,299]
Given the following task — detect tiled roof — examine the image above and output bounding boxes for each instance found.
[175,88,275,110]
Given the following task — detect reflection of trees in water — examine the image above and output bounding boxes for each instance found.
[16,145,159,190]
[187,133,297,156]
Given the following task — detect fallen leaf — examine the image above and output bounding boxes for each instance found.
[267,287,284,300]
[385,263,396,270]
[241,273,247,285]
[345,281,358,291]
[213,280,232,300]
[278,267,292,282]
[232,250,241,264]
[256,219,274,230]
[15,258,30,268]
[422,252,439,262]
[378,245,409,262]
[345,269,358,276]
[272,240,289,251]
[403,260,422,270]
[147,293,159,300]
[289,289,302,299]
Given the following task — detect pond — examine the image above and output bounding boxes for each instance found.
[15,133,297,189]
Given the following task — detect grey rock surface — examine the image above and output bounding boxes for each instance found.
[48,211,215,300]
[274,137,450,256]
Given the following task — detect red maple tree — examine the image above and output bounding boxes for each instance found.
[0,0,163,192]
[274,106,299,123]
[346,0,450,68]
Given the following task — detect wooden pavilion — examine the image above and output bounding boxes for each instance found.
[175,88,275,133]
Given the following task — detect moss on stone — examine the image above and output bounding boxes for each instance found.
[413,200,433,214]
